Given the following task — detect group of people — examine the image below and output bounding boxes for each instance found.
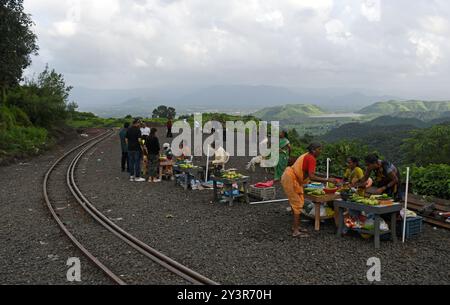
[119,118,191,183]
[279,141,401,237]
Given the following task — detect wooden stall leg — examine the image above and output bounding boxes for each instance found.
[391,212,397,243]
[243,181,249,204]
[337,207,344,237]
[314,202,321,231]
[213,180,218,202]
[374,215,381,249]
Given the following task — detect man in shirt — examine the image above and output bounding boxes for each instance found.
[126,119,146,182]
[357,154,401,200]
[119,122,130,172]
[140,122,151,142]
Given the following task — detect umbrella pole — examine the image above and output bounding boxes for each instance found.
[402,167,410,243]
[250,198,289,205]
[205,145,210,182]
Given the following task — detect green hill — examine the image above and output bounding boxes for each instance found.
[358,100,450,115]
[254,104,326,122]
[367,115,429,128]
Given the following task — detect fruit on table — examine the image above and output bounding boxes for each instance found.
[179,163,194,169]
[306,189,326,196]
[380,194,392,199]
[350,194,379,206]
[222,171,244,179]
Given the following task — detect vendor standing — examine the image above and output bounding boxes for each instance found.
[357,154,401,200]
[281,142,338,237]
[274,130,291,182]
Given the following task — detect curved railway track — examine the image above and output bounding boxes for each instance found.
[43,130,218,285]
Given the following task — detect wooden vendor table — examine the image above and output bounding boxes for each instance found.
[173,165,203,190]
[211,176,250,206]
[304,193,341,231]
[334,200,402,249]
[159,159,175,180]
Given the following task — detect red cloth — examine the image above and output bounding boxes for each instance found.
[254,180,274,188]
[302,153,316,177]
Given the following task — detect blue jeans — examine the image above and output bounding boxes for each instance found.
[128,151,141,177]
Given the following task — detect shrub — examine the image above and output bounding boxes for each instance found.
[9,106,31,127]
[410,164,450,199]
[0,105,16,130]
[0,126,48,157]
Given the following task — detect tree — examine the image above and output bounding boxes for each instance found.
[152,105,176,119]
[0,0,39,103]
[6,65,73,128]
[401,123,450,166]
[317,140,378,177]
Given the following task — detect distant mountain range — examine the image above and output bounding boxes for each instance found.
[70,85,396,117]
[320,115,450,163]
[358,100,450,116]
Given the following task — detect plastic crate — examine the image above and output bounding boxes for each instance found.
[248,185,276,201]
[397,216,423,238]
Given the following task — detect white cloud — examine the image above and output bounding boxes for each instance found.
[409,31,442,69]
[51,21,78,37]
[325,19,352,44]
[134,58,149,68]
[23,0,450,97]
[361,0,381,22]
[255,10,285,29]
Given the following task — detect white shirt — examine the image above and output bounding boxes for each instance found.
[140,127,151,136]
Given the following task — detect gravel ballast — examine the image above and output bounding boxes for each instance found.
[1,128,449,284]
[0,130,110,284]
[75,129,450,285]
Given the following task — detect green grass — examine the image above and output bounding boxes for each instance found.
[0,126,50,158]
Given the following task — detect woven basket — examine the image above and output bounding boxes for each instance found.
[249,185,276,201]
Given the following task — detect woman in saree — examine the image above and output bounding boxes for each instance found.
[281,142,338,237]
[274,130,291,181]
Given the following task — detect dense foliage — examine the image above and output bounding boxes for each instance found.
[0,0,39,101]
[316,140,376,177]
[410,164,450,199]
[0,105,50,159]
[401,124,450,167]
[68,111,170,129]
[6,66,73,128]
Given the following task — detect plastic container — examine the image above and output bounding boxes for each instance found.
[249,185,276,201]
[397,216,423,238]
[324,187,338,194]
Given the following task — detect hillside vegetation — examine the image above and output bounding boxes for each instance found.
[254,104,325,122]
[358,100,450,116]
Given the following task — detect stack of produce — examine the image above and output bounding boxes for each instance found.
[349,194,380,206]
[179,163,197,169]
[222,171,244,179]
[304,188,326,196]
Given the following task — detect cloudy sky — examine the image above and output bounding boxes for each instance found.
[24,0,450,99]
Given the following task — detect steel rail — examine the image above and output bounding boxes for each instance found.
[43,130,125,285]
[68,135,218,285]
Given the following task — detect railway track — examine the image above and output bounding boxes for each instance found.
[43,130,218,285]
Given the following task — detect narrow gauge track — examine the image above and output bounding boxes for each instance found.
[43,130,218,285]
